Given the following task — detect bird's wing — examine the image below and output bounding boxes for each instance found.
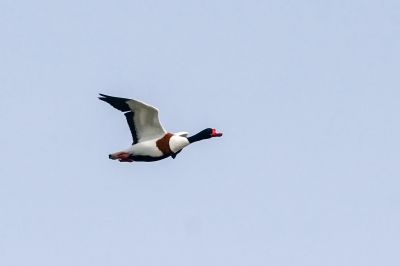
[99,93,167,144]
[171,150,182,159]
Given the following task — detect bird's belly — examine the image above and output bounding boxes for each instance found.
[130,154,169,162]
[131,141,164,157]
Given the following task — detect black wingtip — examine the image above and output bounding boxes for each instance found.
[98,93,131,112]
[98,93,109,100]
[98,93,113,102]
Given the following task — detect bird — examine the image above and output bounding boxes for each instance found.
[98,94,223,162]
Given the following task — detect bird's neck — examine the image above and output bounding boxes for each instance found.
[187,129,212,143]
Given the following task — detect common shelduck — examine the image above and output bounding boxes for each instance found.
[99,94,223,162]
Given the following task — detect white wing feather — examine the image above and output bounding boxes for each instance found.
[127,99,167,142]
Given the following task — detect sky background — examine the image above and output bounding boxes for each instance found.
[1,0,400,265]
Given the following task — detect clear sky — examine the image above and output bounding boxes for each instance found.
[1,0,399,265]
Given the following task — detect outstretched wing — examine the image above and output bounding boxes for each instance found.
[99,94,167,144]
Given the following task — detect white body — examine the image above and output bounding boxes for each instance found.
[125,133,190,156]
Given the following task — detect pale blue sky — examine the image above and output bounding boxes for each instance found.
[1,0,400,265]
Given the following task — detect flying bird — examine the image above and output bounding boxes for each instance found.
[98,94,223,162]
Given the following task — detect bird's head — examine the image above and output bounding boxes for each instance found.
[210,128,223,137]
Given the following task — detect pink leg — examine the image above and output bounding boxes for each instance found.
[109,152,133,162]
